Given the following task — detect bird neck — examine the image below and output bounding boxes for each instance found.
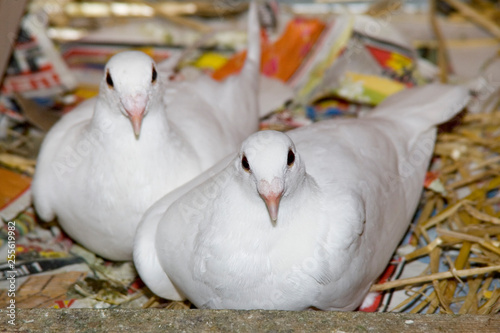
[243,172,320,230]
[280,173,320,222]
[91,97,170,140]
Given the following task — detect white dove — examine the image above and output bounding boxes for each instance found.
[134,83,469,309]
[32,1,261,261]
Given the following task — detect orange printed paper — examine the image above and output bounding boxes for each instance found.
[212,18,325,82]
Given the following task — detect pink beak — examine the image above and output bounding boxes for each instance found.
[127,111,144,138]
[261,192,283,223]
[121,94,148,138]
[258,178,284,224]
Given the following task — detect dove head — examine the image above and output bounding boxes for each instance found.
[101,51,161,138]
[237,131,305,225]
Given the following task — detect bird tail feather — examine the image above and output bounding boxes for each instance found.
[240,0,261,89]
[367,83,470,130]
[217,0,261,141]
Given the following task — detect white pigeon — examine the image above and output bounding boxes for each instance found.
[32,1,261,261]
[134,83,470,310]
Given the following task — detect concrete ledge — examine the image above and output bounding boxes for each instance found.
[3,309,499,332]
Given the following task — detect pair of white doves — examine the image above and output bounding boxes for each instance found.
[33,1,470,310]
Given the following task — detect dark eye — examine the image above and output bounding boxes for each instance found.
[287,149,295,167]
[152,66,157,83]
[241,155,250,172]
[106,71,114,88]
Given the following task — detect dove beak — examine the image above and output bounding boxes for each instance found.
[258,178,284,224]
[121,94,148,138]
[128,112,144,138]
[262,192,282,224]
